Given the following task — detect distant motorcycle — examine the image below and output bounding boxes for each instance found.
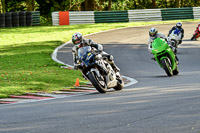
[191,25,200,40]
[168,28,182,48]
[77,46,124,93]
[152,38,179,77]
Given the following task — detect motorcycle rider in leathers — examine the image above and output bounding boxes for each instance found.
[168,22,184,44]
[148,27,179,62]
[148,27,171,53]
[192,22,200,40]
[72,32,120,75]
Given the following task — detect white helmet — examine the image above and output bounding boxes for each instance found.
[149,27,158,37]
[176,22,182,29]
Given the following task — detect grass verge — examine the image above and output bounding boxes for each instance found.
[0,19,199,98]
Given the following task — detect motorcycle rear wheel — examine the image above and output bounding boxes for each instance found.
[161,58,173,77]
[114,76,124,91]
[88,71,107,93]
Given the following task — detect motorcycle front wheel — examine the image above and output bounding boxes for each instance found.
[161,58,173,77]
[191,33,198,40]
[88,71,107,93]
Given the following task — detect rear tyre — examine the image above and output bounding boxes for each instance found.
[0,13,5,27]
[174,48,177,54]
[114,75,124,91]
[12,12,19,27]
[19,11,26,26]
[88,71,107,93]
[5,12,12,27]
[161,58,173,77]
[171,40,177,48]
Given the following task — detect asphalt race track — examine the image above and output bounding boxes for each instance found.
[1,22,200,133]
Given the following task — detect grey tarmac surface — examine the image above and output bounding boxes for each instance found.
[0,22,200,133]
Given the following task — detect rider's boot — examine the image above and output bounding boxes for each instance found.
[104,55,120,72]
[151,56,156,61]
[111,63,120,73]
[110,60,121,79]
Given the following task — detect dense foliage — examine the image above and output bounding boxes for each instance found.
[1,0,200,13]
[0,0,199,24]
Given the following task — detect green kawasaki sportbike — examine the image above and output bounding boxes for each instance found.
[152,38,179,77]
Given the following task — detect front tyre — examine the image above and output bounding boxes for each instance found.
[191,33,198,40]
[88,71,107,93]
[161,58,173,77]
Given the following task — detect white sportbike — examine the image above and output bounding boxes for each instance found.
[168,28,182,48]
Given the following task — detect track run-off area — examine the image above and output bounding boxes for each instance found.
[0,22,200,133]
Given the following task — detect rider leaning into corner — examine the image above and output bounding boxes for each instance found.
[192,22,200,40]
[148,27,179,63]
[71,32,120,76]
[168,22,184,44]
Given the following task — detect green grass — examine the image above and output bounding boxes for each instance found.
[0,19,199,98]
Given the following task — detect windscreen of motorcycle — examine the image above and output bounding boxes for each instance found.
[152,38,168,53]
[78,46,92,60]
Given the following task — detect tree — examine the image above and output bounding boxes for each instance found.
[35,0,54,16]
[2,0,200,15]
[133,0,137,9]
[108,0,112,10]
[83,0,95,11]
[152,0,156,8]
[0,0,5,13]
[26,0,35,11]
[175,0,180,7]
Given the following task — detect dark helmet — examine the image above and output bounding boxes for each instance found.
[72,32,83,45]
[176,22,182,29]
[149,27,158,37]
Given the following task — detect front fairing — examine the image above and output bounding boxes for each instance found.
[78,46,95,67]
[169,29,182,40]
[152,38,169,54]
